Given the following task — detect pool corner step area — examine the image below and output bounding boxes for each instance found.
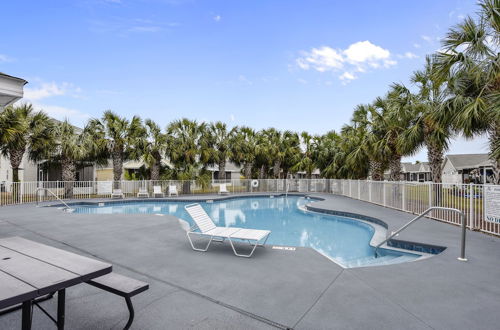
[342,253,421,268]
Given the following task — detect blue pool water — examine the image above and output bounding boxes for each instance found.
[72,196,420,267]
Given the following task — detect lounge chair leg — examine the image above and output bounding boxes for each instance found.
[228,238,258,258]
[257,234,270,247]
[187,232,213,252]
[124,297,134,330]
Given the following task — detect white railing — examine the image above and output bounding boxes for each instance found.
[330,179,498,237]
[0,179,498,237]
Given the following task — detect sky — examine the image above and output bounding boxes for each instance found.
[0,0,490,162]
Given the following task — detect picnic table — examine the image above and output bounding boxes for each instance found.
[0,237,112,330]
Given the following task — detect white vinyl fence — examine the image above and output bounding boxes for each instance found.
[1,179,498,237]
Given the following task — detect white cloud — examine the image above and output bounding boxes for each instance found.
[238,75,252,85]
[398,52,419,59]
[213,15,221,22]
[343,41,390,64]
[297,78,308,84]
[339,72,356,85]
[29,103,91,127]
[296,40,396,82]
[229,114,235,122]
[421,35,432,42]
[128,26,162,33]
[0,54,14,63]
[296,46,344,72]
[24,81,81,101]
[413,43,421,49]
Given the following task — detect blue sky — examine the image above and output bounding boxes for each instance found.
[0,0,488,162]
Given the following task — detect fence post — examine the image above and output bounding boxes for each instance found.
[402,182,406,212]
[383,181,386,207]
[358,180,361,199]
[428,183,432,208]
[469,183,474,229]
[368,181,372,203]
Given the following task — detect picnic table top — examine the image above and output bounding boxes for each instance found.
[0,237,112,309]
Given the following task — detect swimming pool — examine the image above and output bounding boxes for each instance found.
[71,195,421,267]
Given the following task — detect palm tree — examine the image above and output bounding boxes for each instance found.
[255,130,272,179]
[166,118,204,180]
[292,132,317,179]
[0,104,54,183]
[343,104,386,180]
[85,110,144,187]
[230,126,258,179]
[280,131,301,179]
[434,0,500,183]
[371,88,414,181]
[50,120,92,197]
[141,119,168,181]
[204,121,235,181]
[397,57,452,183]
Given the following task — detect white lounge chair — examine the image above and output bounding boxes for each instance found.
[218,183,229,195]
[168,185,178,197]
[137,188,149,198]
[153,186,164,198]
[111,189,124,199]
[184,203,271,257]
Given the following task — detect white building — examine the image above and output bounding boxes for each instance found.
[401,162,431,182]
[0,73,40,185]
[442,154,494,184]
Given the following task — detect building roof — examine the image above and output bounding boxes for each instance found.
[206,161,242,172]
[0,72,28,85]
[401,162,429,173]
[419,162,430,172]
[0,72,28,108]
[445,154,492,170]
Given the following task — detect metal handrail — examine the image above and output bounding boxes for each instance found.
[374,206,467,261]
[35,187,73,211]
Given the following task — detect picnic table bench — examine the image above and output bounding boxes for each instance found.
[0,237,148,330]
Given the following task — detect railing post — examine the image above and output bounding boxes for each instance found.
[428,183,432,218]
[402,182,406,212]
[458,210,468,261]
[469,183,474,229]
[383,181,386,207]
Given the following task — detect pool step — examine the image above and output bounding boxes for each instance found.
[344,254,419,268]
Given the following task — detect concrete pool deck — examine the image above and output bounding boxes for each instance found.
[0,193,499,329]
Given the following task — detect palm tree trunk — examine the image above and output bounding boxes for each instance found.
[369,160,383,181]
[150,158,161,181]
[273,159,281,179]
[112,148,123,189]
[9,149,24,183]
[244,163,252,179]
[61,157,76,198]
[426,140,444,183]
[259,165,267,179]
[388,154,401,181]
[9,149,24,202]
[218,160,226,181]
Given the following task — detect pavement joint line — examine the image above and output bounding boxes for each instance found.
[2,219,292,330]
[347,269,436,330]
[291,268,344,329]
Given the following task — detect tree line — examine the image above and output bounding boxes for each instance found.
[0,0,498,184]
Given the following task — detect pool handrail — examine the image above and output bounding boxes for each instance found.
[35,187,73,211]
[374,206,467,261]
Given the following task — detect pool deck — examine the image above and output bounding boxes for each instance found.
[1,193,499,329]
